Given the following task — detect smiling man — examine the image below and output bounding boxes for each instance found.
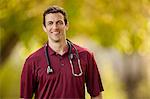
[20,5,104,99]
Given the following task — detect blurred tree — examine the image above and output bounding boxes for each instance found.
[0,0,50,65]
[1,0,149,65]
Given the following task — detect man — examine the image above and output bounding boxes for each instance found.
[20,5,104,99]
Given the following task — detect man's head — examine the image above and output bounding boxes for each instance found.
[42,6,69,42]
[43,6,68,27]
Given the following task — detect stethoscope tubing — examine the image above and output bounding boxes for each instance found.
[45,39,83,76]
[45,44,53,74]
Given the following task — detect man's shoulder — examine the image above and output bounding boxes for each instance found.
[73,43,92,55]
[25,46,44,62]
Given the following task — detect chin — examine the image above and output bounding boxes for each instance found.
[49,36,63,42]
[54,40,60,42]
[52,38,61,42]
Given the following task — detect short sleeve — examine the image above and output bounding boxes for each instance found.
[20,58,37,98]
[85,52,104,97]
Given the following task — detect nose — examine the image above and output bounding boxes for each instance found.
[52,23,58,30]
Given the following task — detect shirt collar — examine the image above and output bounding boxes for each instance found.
[46,43,69,56]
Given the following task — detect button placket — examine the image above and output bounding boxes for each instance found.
[59,56,64,66]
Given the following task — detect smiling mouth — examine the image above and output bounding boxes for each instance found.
[51,31,60,35]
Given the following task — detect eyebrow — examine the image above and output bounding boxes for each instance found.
[47,20,63,23]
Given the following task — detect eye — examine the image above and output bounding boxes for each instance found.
[57,20,63,25]
[47,21,53,25]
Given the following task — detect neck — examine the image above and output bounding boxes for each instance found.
[48,39,67,55]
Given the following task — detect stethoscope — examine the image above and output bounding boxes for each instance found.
[44,39,83,76]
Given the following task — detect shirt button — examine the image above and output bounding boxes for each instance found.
[60,57,63,60]
[61,63,64,66]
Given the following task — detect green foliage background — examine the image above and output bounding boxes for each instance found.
[0,0,150,99]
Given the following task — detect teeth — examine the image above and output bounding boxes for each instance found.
[52,32,59,34]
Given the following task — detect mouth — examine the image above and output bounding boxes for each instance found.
[51,31,60,35]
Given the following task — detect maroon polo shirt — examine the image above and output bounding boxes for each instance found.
[20,43,104,99]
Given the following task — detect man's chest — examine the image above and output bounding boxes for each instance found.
[34,53,87,83]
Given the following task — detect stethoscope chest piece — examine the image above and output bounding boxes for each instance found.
[47,66,53,74]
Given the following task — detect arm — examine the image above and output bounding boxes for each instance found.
[20,58,36,98]
[86,52,104,99]
[91,92,102,99]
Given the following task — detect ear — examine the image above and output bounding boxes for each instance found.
[42,25,47,33]
[66,22,69,31]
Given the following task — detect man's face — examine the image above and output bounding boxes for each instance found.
[43,13,68,42]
